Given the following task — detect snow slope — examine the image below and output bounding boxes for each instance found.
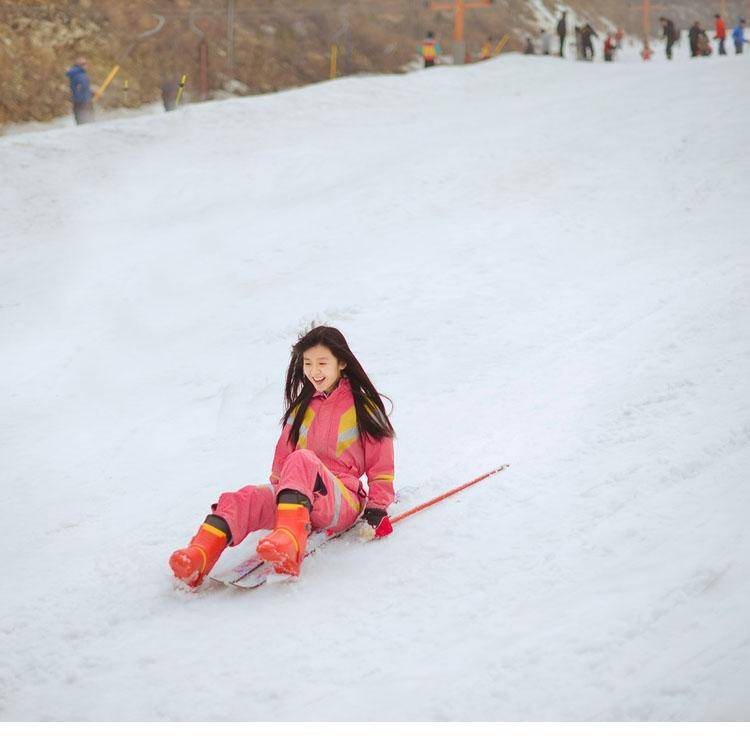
[1,50,748,721]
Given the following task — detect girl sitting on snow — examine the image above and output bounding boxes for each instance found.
[169,325,396,587]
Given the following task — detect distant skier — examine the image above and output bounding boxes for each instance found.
[659,16,678,60]
[160,78,179,111]
[581,23,598,61]
[714,13,727,55]
[574,26,584,60]
[688,21,702,57]
[169,326,396,588]
[603,33,616,62]
[524,37,535,55]
[556,11,567,57]
[698,26,713,56]
[420,31,441,68]
[733,19,748,54]
[65,56,94,125]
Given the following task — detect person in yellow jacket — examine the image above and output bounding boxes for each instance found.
[419,30,442,67]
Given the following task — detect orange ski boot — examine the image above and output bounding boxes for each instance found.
[169,517,229,588]
[256,500,311,577]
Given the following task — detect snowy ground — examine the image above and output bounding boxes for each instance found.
[1,49,748,721]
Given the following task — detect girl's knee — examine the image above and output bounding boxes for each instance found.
[214,484,276,544]
[283,449,318,468]
[217,485,256,506]
[215,484,274,514]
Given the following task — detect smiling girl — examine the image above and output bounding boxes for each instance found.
[169,326,396,587]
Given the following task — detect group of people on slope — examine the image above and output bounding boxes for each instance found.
[524,13,620,62]
[70,13,750,125]
[525,10,748,63]
[705,14,750,56]
[660,14,748,60]
[418,30,498,65]
[64,56,187,125]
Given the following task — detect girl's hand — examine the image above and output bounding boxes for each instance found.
[359,507,393,540]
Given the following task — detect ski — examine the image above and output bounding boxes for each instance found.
[209,529,347,588]
[210,464,510,590]
[208,552,265,586]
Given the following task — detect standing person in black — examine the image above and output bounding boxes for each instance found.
[581,23,597,61]
[557,11,567,57]
[659,16,678,60]
[688,21,701,57]
[574,26,583,59]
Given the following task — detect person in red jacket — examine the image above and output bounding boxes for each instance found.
[715,13,727,55]
[604,33,616,61]
[169,326,396,587]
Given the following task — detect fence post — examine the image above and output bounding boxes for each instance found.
[330,44,338,79]
[493,33,510,55]
[175,74,187,106]
[94,64,120,101]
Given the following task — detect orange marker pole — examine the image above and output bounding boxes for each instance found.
[427,0,494,65]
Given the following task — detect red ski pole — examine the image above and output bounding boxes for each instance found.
[390,464,510,526]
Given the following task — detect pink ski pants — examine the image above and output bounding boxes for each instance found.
[212,449,363,546]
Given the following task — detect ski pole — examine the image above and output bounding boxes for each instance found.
[391,464,510,525]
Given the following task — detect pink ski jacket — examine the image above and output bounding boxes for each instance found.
[269,378,395,512]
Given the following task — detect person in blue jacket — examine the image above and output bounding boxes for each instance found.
[65,57,94,125]
[733,19,748,54]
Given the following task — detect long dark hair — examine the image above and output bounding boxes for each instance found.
[282,326,395,447]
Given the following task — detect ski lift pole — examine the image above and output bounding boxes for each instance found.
[426,0,494,65]
[175,74,187,106]
[331,6,349,77]
[640,0,651,57]
[189,9,209,101]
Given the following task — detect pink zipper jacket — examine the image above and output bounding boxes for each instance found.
[212,377,394,546]
[270,377,395,511]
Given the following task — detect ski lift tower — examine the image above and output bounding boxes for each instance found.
[425,0,494,64]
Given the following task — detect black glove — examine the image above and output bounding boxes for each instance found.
[362,507,393,538]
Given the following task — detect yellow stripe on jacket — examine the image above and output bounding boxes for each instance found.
[336,405,359,457]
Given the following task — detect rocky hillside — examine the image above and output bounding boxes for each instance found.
[0,0,728,127]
